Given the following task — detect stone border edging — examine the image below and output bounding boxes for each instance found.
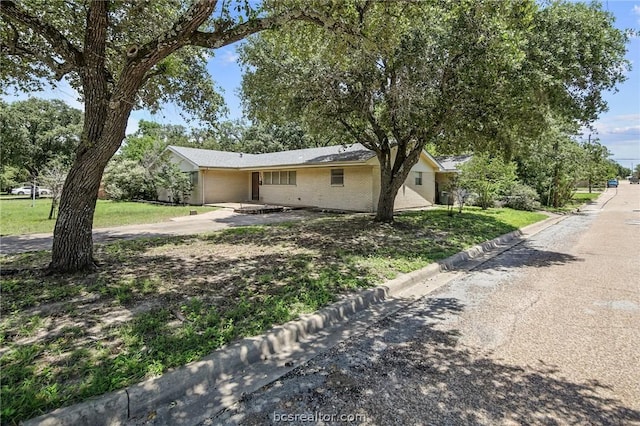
[24,214,565,426]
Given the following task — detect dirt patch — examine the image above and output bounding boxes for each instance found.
[0,208,541,423]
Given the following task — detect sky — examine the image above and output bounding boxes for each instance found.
[3,0,639,170]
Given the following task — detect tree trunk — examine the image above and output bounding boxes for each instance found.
[48,103,134,273]
[48,198,56,220]
[552,141,561,208]
[374,164,406,222]
[48,153,105,272]
[372,142,425,222]
[375,184,397,222]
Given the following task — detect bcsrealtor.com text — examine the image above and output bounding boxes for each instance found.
[273,411,366,423]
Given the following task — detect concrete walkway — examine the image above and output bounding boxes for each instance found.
[0,208,319,255]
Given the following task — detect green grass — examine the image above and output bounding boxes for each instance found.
[0,199,217,235]
[0,207,546,424]
[571,192,600,202]
[544,192,602,213]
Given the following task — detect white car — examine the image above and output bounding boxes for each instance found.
[10,186,51,196]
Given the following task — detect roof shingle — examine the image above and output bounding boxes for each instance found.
[168,144,377,169]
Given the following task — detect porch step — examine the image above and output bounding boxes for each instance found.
[234,205,287,214]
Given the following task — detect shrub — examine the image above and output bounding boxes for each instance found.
[503,183,540,211]
[459,154,517,210]
[104,159,156,201]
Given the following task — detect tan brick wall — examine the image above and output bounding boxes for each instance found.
[371,154,437,210]
[162,149,441,209]
[201,170,250,204]
[394,170,436,209]
[258,166,376,212]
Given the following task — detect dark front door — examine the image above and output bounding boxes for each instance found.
[252,172,260,201]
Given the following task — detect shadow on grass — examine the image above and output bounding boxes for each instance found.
[0,209,565,424]
[216,297,640,425]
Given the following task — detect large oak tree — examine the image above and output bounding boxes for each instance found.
[0,0,338,272]
[240,0,629,221]
[0,98,82,177]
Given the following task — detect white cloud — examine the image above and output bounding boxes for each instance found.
[607,125,640,135]
[220,50,239,64]
[585,114,640,165]
[592,113,640,135]
[634,5,640,24]
[209,46,239,66]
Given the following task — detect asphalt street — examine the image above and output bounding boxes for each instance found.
[209,184,640,425]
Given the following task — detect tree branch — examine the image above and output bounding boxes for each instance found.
[84,1,108,69]
[190,9,352,50]
[127,0,218,67]
[0,0,83,68]
[0,42,73,81]
[365,108,389,152]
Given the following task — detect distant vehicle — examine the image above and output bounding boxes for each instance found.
[11,185,33,195]
[630,176,639,184]
[607,179,618,188]
[10,186,51,196]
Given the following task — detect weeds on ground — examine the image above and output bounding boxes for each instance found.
[0,207,546,424]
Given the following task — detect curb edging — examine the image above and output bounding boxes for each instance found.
[24,214,565,426]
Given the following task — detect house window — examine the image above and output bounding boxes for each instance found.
[331,169,344,186]
[415,172,423,186]
[262,170,296,185]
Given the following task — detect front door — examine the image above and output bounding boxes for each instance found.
[251,172,260,201]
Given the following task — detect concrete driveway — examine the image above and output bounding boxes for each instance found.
[207,185,640,424]
[0,208,319,255]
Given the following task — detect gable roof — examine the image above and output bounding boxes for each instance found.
[167,144,377,169]
[434,155,473,171]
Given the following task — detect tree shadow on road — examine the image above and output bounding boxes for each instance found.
[472,242,583,272]
[220,297,640,425]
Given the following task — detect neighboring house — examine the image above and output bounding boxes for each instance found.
[158,144,467,212]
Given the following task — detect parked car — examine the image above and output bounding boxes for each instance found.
[10,186,51,196]
[630,176,639,184]
[607,179,618,188]
[11,185,33,195]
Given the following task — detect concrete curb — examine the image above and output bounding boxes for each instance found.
[24,213,565,426]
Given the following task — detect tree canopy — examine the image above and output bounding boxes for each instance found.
[0,0,340,272]
[240,0,629,221]
[0,98,82,178]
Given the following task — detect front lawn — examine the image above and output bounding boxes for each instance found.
[0,207,546,424]
[571,192,601,202]
[0,199,217,235]
[544,191,602,213]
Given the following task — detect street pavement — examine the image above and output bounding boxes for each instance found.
[207,184,640,425]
